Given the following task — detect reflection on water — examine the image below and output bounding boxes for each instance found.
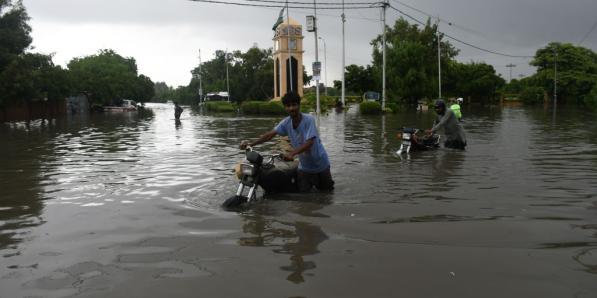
[1,103,597,296]
[239,201,329,283]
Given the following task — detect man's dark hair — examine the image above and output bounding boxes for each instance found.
[281,92,301,106]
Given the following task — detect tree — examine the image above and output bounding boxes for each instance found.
[67,49,154,105]
[370,18,459,103]
[447,62,505,103]
[187,46,312,104]
[530,42,597,104]
[152,82,172,102]
[0,0,32,70]
[342,64,376,95]
[0,2,70,109]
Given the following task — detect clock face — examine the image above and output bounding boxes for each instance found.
[289,39,297,50]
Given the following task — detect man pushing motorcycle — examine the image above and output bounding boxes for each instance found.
[426,99,467,149]
[240,92,334,192]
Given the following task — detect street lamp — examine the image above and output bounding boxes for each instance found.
[318,36,327,96]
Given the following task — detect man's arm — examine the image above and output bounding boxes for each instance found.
[431,111,452,133]
[283,137,314,161]
[240,130,277,149]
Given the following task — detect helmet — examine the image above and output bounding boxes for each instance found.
[434,100,446,109]
[457,97,463,104]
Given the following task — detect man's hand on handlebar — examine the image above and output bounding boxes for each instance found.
[239,140,250,150]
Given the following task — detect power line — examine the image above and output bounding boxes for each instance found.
[387,5,533,58]
[578,20,597,45]
[188,0,381,10]
[390,0,486,37]
[242,0,376,5]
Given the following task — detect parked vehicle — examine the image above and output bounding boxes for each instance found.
[104,99,137,112]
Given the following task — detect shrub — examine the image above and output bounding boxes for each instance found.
[239,101,261,114]
[519,86,545,105]
[360,101,382,114]
[385,102,399,113]
[240,101,285,115]
[260,101,285,115]
[203,101,235,112]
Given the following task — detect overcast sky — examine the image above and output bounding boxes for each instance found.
[24,0,597,88]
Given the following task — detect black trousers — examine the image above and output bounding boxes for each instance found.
[297,167,334,192]
[444,140,467,150]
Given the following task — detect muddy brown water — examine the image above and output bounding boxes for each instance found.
[1,103,596,297]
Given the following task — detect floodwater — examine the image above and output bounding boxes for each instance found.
[1,102,596,297]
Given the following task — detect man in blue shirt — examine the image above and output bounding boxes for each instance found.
[240,92,334,192]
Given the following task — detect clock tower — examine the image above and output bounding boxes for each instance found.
[273,18,304,100]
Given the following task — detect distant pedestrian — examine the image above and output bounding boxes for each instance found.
[174,102,183,120]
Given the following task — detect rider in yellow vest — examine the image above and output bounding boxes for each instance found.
[450,98,463,121]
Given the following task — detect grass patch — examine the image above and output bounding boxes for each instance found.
[203,101,236,112]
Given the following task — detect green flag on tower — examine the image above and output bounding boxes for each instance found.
[272,8,285,30]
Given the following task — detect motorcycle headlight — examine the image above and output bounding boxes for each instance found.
[402,133,411,140]
[240,163,255,176]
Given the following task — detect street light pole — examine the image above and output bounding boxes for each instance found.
[314,0,320,115]
[318,36,328,96]
[554,47,557,107]
[341,0,346,107]
[198,49,203,102]
[225,49,230,102]
[436,17,441,99]
[505,63,516,82]
[381,0,388,110]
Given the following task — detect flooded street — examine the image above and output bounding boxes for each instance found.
[1,102,597,297]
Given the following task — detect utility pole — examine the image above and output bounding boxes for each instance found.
[436,17,441,99]
[225,49,230,102]
[505,63,516,82]
[318,36,328,96]
[381,0,388,110]
[341,0,346,107]
[553,47,557,107]
[314,0,320,115]
[198,49,203,102]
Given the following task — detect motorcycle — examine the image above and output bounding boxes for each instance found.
[396,127,441,155]
[222,147,298,210]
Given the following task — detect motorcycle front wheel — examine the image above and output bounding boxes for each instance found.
[221,195,247,210]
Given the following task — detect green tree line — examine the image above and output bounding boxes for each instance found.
[335,18,505,105]
[504,42,597,109]
[3,1,596,113]
[337,17,597,110]
[152,47,312,105]
[0,0,154,112]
